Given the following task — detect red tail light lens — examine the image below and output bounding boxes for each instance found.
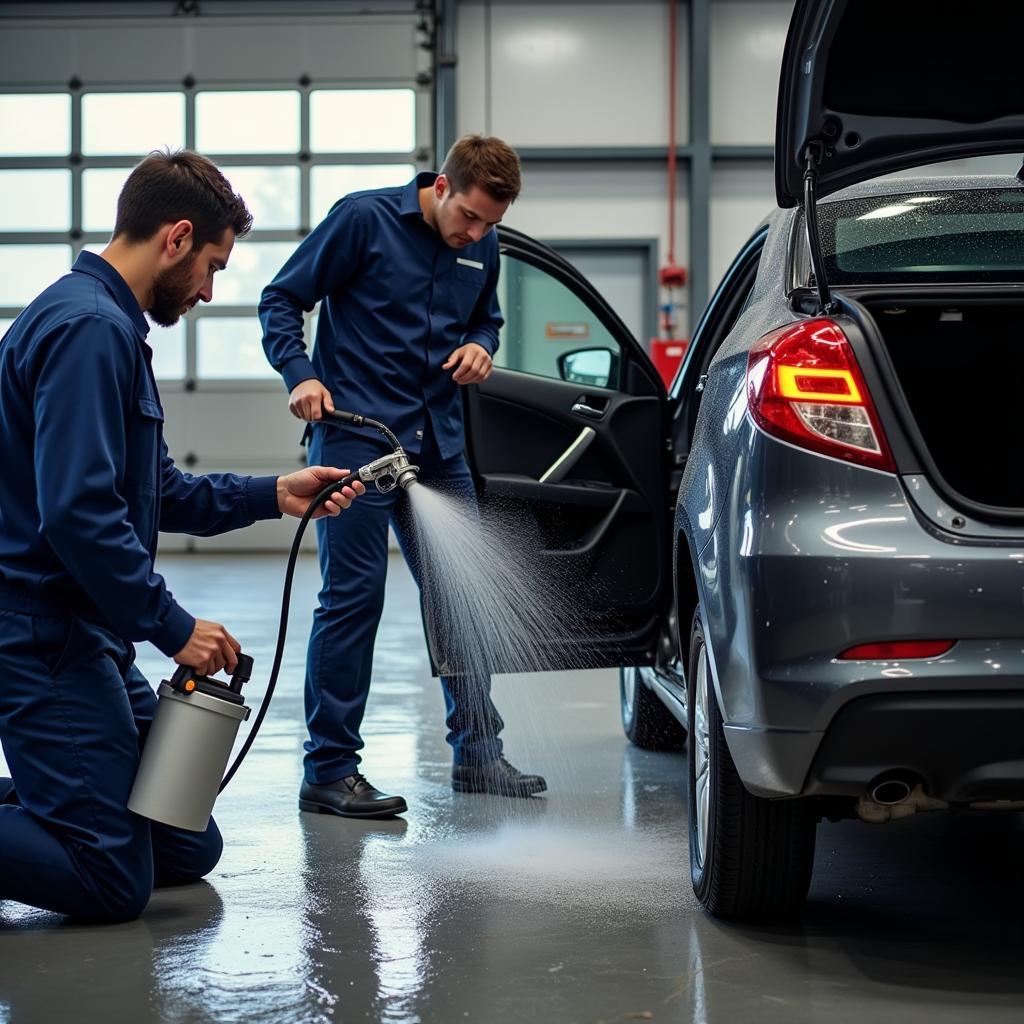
[746,319,895,472]
[837,641,956,660]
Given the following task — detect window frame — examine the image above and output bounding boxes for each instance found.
[0,82,428,391]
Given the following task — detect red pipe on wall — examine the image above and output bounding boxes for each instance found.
[667,0,677,267]
[662,0,685,291]
[652,0,689,389]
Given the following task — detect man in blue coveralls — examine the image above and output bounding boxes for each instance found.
[0,150,364,922]
[260,134,546,818]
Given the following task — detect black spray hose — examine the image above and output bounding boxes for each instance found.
[218,409,403,792]
[323,407,402,453]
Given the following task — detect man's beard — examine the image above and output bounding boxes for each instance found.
[149,251,198,327]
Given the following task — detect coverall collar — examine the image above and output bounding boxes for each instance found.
[72,250,151,341]
[401,171,440,220]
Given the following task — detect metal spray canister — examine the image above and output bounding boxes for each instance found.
[128,656,253,832]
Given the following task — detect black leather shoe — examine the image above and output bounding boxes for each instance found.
[451,757,547,797]
[299,775,408,819]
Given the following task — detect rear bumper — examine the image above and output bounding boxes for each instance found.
[728,688,1024,801]
[803,691,1024,802]
[717,639,1024,799]
[722,723,824,797]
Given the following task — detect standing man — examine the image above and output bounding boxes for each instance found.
[0,150,364,923]
[260,134,546,818]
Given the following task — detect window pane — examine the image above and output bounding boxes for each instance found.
[147,319,185,379]
[0,245,71,306]
[83,167,132,233]
[222,166,299,230]
[0,318,17,338]
[196,91,299,154]
[197,317,276,379]
[0,170,71,231]
[82,93,185,155]
[310,90,415,153]
[310,164,414,224]
[0,95,70,155]
[822,187,1024,283]
[497,254,621,387]
[211,242,296,305]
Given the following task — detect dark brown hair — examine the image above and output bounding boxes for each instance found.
[440,134,522,204]
[113,149,252,248]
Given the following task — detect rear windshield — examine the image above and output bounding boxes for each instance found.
[818,187,1024,283]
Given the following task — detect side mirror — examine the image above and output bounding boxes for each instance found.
[557,347,616,388]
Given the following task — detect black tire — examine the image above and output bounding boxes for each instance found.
[620,666,687,751]
[686,611,816,920]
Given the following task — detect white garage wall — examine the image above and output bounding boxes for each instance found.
[455,0,795,338]
[457,1,688,148]
[709,161,774,287]
[710,1,790,146]
[502,161,688,248]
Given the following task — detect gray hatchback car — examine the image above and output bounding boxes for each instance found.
[453,0,1024,922]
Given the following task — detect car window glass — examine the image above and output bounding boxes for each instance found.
[820,188,1024,283]
[495,253,622,388]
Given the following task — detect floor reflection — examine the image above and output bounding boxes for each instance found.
[299,816,431,1024]
[0,882,225,1022]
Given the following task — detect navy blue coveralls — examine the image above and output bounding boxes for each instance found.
[0,252,282,921]
[260,172,505,784]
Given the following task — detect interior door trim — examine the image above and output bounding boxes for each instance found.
[539,426,597,484]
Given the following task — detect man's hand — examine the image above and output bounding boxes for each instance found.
[289,379,334,421]
[443,342,493,385]
[276,466,365,519]
[174,619,241,677]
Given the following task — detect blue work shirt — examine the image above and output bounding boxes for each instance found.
[259,171,503,459]
[0,251,282,657]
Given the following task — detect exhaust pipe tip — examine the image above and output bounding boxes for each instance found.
[870,777,913,805]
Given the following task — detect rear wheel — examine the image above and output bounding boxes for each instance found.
[687,611,816,920]
[620,666,687,751]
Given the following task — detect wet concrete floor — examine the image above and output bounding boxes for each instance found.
[3,553,1024,1022]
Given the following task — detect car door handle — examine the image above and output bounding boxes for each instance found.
[571,396,609,420]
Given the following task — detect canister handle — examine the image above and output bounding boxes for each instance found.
[168,654,253,696]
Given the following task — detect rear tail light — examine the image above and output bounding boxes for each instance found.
[837,641,956,660]
[746,319,895,472]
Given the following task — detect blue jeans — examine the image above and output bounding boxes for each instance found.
[0,609,222,921]
[304,422,504,784]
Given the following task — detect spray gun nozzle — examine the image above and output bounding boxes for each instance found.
[357,449,419,493]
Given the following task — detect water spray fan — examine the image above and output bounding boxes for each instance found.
[126,409,419,832]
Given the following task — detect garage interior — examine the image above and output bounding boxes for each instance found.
[3,1,1024,1021]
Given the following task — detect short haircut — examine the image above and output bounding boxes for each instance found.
[440,134,522,204]
[113,149,252,249]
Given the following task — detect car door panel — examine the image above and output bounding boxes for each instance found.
[457,229,672,670]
